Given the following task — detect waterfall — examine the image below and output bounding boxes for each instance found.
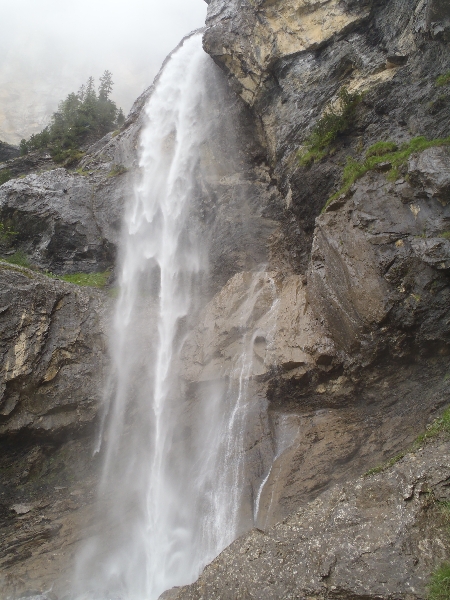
[73,33,275,600]
[74,34,276,600]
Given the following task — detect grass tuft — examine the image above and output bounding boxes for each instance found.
[428,563,450,600]
[0,169,12,186]
[3,250,31,268]
[436,72,450,87]
[59,271,110,288]
[75,167,89,176]
[108,164,128,177]
[0,222,18,242]
[298,87,363,166]
[323,136,450,213]
[365,141,398,158]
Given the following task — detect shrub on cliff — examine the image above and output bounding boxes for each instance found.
[298,87,363,166]
[19,71,124,166]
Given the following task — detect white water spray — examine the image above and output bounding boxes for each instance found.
[74,34,279,600]
[74,34,260,600]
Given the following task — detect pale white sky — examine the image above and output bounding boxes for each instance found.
[0,0,207,143]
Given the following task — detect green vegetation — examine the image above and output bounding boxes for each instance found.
[108,164,128,177]
[19,71,125,166]
[3,250,31,268]
[439,231,450,240]
[298,87,363,166]
[59,271,110,288]
[414,406,450,447]
[0,222,18,242]
[75,167,89,176]
[365,141,398,157]
[0,169,12,186]
[436,72,450,87]
[428,563,450,600]
[365,405,450,478]
[323,135,450,213]
[0,248,109,289]
[364,452,407,477]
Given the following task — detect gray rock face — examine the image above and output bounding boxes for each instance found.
[204,0,371,106]
[0,262,109,438]
[174,438,450,600]
[427,0,450,40]
[204,0,450,270]
[2,8,450,599]
[308,149,450,361]
[0,168,127,274]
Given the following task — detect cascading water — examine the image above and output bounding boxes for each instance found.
[74,33,276,600]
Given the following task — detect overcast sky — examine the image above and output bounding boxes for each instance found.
[0,0,207,143]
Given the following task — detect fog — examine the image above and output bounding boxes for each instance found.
[0,0,207,144]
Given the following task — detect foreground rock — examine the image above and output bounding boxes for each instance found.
[174,437,450,599]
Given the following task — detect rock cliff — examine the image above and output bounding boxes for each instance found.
[0,0,449,597]
[175,0,450,596]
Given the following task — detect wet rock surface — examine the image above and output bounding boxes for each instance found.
[0,169,126,275]
[174,437,450,600]
[0,436,100,599]
[204,0,450,271]
[0,265,109,599]
[309,152,450,361]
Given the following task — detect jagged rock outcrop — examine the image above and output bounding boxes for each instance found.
[0,263,109,599]
[309,146,450,361]
[203,0,372,106]
[181,271,334,383]
[0,169,126,274]
[0,262,109,438]
[174,437,450,599]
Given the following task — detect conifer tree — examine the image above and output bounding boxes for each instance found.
[99,70,113,101]
[19,71,125,164]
